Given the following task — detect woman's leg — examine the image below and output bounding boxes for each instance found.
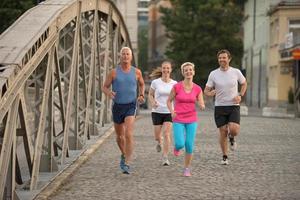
[154,125,163,145]
[184,122,198,168]
[162,121,172,157]
[172,122,185,151]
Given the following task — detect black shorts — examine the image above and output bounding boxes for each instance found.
[151,112,172,125]
[214,106,240,128]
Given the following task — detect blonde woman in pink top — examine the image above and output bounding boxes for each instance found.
[167,62,205,177]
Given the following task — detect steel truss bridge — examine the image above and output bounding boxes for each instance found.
[0,0,133,199]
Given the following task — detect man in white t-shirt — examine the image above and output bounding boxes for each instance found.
[204,49,247,165]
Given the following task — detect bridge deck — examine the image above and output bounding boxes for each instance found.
[34,110,300,200]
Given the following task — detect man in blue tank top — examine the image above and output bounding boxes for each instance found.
[102,47,145,174]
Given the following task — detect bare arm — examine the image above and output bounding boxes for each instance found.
[204,85,216,97]
[136,68,145,103]
[197,91,205,110]
[234,80,247,104]
[101,70,116,99]
[239,81,247,97]
[148,88,158,108]
[167,88,176,118]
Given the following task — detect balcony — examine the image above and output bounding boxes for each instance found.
[279,34,300,60]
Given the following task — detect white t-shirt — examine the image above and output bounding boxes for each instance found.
[150,78,177,113]
[206,67,246,106]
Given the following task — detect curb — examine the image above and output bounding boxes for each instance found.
[33,126,115,200]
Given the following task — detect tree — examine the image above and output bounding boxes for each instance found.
[160,0,244,86]
[0,0,36,34]
[138,26,148,73]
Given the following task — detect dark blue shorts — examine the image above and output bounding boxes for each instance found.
[112,101,137,124]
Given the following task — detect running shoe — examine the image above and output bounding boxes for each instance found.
[121,164,130,174]
[162,156,170,166]
[221,155,229,165]
[173,148,180,156]
[229,136,237,151]
[183,168,191,177]
[120,154,125,170]
[156,143,162,152]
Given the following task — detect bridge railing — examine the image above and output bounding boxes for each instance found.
[0,0,133,199]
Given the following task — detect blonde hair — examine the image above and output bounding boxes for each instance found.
[180,62,195,73]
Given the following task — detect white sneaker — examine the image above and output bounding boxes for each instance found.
[229,136,237,151]
[221,156,229,165]
[162,156,170,166]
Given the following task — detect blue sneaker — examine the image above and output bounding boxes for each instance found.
[120,154,125,169]
[121,164,130,174]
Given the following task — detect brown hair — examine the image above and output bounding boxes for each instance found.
[149,61,172,79]
[149,67,162,79]
[217,49,231,59]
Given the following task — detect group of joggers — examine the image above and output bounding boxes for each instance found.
[101,47,247,176]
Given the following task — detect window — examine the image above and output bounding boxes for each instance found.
[289,19,300,46]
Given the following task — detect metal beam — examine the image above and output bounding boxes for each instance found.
[0,0,134,197]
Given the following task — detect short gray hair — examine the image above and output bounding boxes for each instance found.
[120,46,132,55]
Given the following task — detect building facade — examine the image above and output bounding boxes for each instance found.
[243,0,300,115]
[269,2,300,102]
[243,0,282,108]
[268,1,300,113]
[138,0,150,27]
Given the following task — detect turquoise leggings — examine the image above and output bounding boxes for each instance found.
[173,122,198,154]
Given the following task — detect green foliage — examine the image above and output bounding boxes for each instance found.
[0,0,36,34]
[160,0,244,86]
[138,26,148,73]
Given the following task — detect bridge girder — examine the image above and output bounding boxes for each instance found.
[0,0,133,199]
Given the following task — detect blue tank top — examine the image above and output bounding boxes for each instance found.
[112,66,137,104]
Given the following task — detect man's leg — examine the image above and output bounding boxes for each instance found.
[219,125,228,155]
[114,123,128,172]
[228,122,240,137]
[219,125,229,164]
[123,116,135,164]
[114,123,125,155]
[228,122,239,151]
[228,106,241,151]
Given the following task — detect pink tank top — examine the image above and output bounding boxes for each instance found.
[173,81,202,123]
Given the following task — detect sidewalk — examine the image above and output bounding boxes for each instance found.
[41,109,299,200]
[241,105,297,118]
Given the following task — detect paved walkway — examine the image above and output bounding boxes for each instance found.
[46,110,300,200]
